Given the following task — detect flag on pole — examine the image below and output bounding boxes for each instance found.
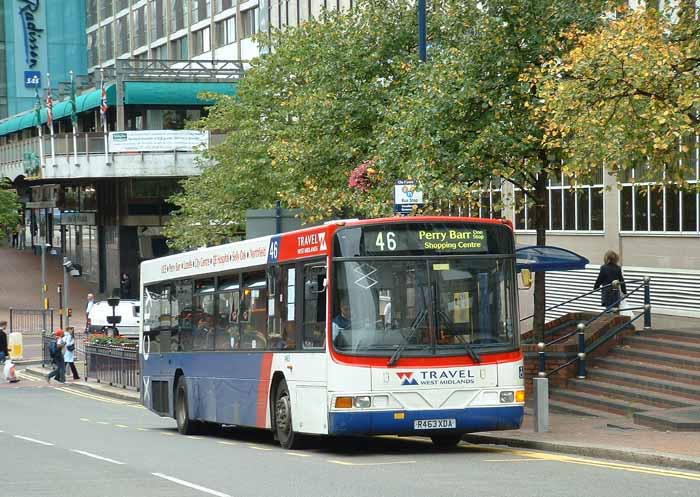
[34,86,42,128]
[46,81,54,128]
[100,78,108,128]
[70,71,78,128]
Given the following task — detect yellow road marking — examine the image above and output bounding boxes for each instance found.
[115,424,129,428]
[161,432,175,436]
[136,428,150,432]
[96,421,110,425]
[55,386,143,409]
[285,452,311,458]
[248,445,273,451]
[511,450,700,481]
[218,441,238,446]
[484,458,547,462]
[17,372,39,382]
[79,418,91,422]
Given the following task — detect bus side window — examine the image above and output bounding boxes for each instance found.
[269,265,297,350]
[241,271,267,350]
[303,263,327,349]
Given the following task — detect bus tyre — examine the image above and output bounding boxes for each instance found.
[430,434,463,448]
[175,376,200,435]
[274,380,302,449]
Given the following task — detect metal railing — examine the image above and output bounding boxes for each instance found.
[85,343,140,391]
[41,330,87,368]
[9,308,54,335]
[536,277,651,379]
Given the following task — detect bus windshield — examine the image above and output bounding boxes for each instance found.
[331,223,518,357]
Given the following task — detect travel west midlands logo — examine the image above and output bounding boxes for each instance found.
[396,372,418,386]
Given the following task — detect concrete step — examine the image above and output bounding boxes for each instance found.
[594,357,700,385]
[624,336,700,357]
[549,399,620,419]
[646,329,700,343]
[588,368,700,402]
[610,347,700,370]
[549,388,652,417]
[567,379,696,409]
[634,407,700,432]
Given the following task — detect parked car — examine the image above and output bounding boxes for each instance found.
[87,300,141,338]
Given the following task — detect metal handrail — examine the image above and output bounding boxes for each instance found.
[536,276,652,379]
[520,278,645,322]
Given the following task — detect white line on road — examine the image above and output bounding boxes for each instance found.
[327,459,417,467]
[247,445,273,451]
[285,452,311,458]
[14,435,54,446]
[152,473,232,497]
[218,441,237,446]
[71,449,125,465]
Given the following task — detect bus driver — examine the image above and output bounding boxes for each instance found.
[332,300,352,343]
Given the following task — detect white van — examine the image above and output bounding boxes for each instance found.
[87,300,141,338]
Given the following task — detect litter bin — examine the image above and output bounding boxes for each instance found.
[9,331,23,361]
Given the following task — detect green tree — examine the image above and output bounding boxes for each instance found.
[374,0,609,336]
[540,5,700,186]
[168,0,611,337]
[0,180,20,235]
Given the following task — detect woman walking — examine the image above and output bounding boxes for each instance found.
[594,250,627,310]
[64,328,81,380]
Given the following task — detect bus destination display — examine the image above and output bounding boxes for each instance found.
[364,227,488,254]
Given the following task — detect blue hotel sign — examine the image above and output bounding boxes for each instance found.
[24,71,40,88]
[18,0,43,69]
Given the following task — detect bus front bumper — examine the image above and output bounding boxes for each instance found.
[328,406,523,436]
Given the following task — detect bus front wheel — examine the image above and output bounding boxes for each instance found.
[175,376,200,435]
[274,379,302,449]
[430,434,463,448]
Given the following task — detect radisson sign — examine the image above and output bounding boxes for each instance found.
[18,0,43,69]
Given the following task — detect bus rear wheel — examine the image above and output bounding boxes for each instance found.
[430,434,463,448]
[175,376,200,435]
[274,379,302,449]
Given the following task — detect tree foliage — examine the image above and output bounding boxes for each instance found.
[0,180,20,234]
[540,5,700,185]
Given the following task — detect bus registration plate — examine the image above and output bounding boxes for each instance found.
[414,418,456,430]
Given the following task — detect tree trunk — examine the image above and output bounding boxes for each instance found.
[532,171,548,342]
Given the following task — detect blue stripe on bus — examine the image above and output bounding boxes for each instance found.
[142,352,268,426]
[328,406,523,435]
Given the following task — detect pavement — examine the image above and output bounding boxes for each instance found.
[12,363,700,472]
[0,245,94,328]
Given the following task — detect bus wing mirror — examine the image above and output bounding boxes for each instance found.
[520,269,533,289]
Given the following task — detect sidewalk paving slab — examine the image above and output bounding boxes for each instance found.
[24,365,140,402]
[465,410,700,472]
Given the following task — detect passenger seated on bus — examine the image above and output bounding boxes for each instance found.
[332,301,352,345]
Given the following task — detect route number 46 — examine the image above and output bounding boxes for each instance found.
[375,232,397,251]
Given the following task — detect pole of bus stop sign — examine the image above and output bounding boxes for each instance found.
[418,0,427,62]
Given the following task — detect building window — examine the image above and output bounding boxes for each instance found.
[101,24,114,60]
[465,179,503,219]
[215,16,236,47]
[514,168,604,232]
[171,36,189,60]
[133,6,147,48]
[87,0,98,26]
[101,0,114,19]
[192,27,211,56]
[116,15,130,55]
[191,0,211,24]
[216,0,233,12]
[87,31,99,66]
[149,0,167,41]
[151,43,168,60]
[241,7,258,39]
[115,0,129,12]
[619,135,699,233]
[172,0,188,32]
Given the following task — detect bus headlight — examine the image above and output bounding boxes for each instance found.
[499,391,515,403]
[353,396,371,409]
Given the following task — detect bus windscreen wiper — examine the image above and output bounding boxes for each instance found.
[463,342,482,363]
[387,309,428,367]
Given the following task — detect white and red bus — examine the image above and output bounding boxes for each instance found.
[139,216,524,448]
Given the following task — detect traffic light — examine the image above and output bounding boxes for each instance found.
[67,308,72,317]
